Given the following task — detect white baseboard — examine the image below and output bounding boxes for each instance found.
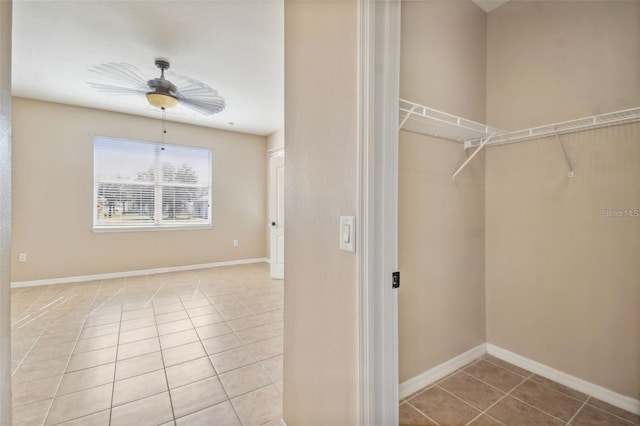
[486,343,640,415]
[11,257,270,288]
[399,344,486,399]
[280,419,287,426]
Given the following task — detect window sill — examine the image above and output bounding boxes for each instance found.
[93,224,213,233]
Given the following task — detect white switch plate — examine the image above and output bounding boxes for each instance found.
[18,253,27,263]
[339,216,355,252]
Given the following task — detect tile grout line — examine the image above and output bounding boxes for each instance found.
[11,285,73,376]
[107,278,128,426]
[479,356,638,424]
[151,287,179,425]
[405,400,442,426]
[581,401,639,425]
[42,280,104,426]
[208,288,253,425]
[461,370,532,426]
[565,397,591,425]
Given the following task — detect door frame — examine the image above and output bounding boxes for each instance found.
[357,0,401,424]
[0,1,12,424]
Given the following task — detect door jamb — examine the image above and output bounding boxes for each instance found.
[357,0,401,424]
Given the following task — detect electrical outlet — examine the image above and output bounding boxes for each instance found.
[233,240,239,247]
[18,253,27,263]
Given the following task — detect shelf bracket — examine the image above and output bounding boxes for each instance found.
[451,134,494,181]
[555,133,575,177]
[399,104,418,129]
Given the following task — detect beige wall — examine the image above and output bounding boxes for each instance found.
[283,1,358,424]
[486,1,640,399]
[487,0,640,130]
[399,0,487,382]
[11,98,267,282]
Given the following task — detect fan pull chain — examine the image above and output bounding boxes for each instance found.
[161,107,167,143]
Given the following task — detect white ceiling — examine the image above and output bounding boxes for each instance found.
[12,0,284,136]
[471,0,510,13]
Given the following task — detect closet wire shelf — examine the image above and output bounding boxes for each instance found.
[400,99,640,148]
[399,99,505,143]
[465,106,640,148]
[399,99,640,180]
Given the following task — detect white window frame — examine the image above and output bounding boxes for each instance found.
[93,136,213,232]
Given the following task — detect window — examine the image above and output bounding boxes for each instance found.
[93,136,212,230]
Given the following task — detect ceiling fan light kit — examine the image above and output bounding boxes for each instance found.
[88,59,226,115]
[146,92,178,109]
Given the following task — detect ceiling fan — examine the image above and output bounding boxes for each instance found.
[88,59,226,115]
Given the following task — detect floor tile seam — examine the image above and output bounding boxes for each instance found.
[107,302,126,426]
[43,281,104,426]
[457,368,522,395]
[10,327,49,377]
[506,392,578,424]
[153,302,179,425]
[525,375,592,403]
[470,372,530,423]
[259,412,285,426]
[53,363,116,397]
[463,410,508,426]
[111,383,170,409]
[254,358,281,386]
[170,391,233,424]
[177,293,223,370]
[565,397,591,425]
[481,357,532,380]
[404,400,442,426]
[211,283,269,425]
[163,351,211,369]
[435,383,486,415]
[51,409,112,426]
[11,292,82,374]
[11,388,60,409]
[582,399,639,425]
[214,357,276,381]
[404,382,440,403]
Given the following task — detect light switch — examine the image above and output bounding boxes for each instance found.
[340,216,355,252]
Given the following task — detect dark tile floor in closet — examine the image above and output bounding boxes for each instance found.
[400,355,640,426]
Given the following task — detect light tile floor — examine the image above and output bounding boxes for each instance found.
[11,263,283,426]
[400,355,640,426]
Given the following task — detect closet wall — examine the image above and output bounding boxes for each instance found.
[399,0,487,383]
[485,1,640,399]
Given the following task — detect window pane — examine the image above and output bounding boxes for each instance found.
[160,144,211,187]
[95,138,155,182]
[96,183,155,225]
[161,185,209,223]
[94,136,212,229]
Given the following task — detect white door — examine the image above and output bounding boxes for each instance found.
[269,154,285,279]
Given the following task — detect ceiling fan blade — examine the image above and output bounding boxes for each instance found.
[87,82,148,96]
[89,63,150,92]
[177,95,226,115]
[170,72,225,115]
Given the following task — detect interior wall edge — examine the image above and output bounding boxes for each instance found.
[486,344,640,415]
[10,257,269,289]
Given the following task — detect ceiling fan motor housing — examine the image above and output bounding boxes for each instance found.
[146,59,178,108]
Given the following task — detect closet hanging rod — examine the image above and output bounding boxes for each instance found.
[465,107,640,149]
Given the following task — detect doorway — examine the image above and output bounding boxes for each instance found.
[269,152,285,280]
